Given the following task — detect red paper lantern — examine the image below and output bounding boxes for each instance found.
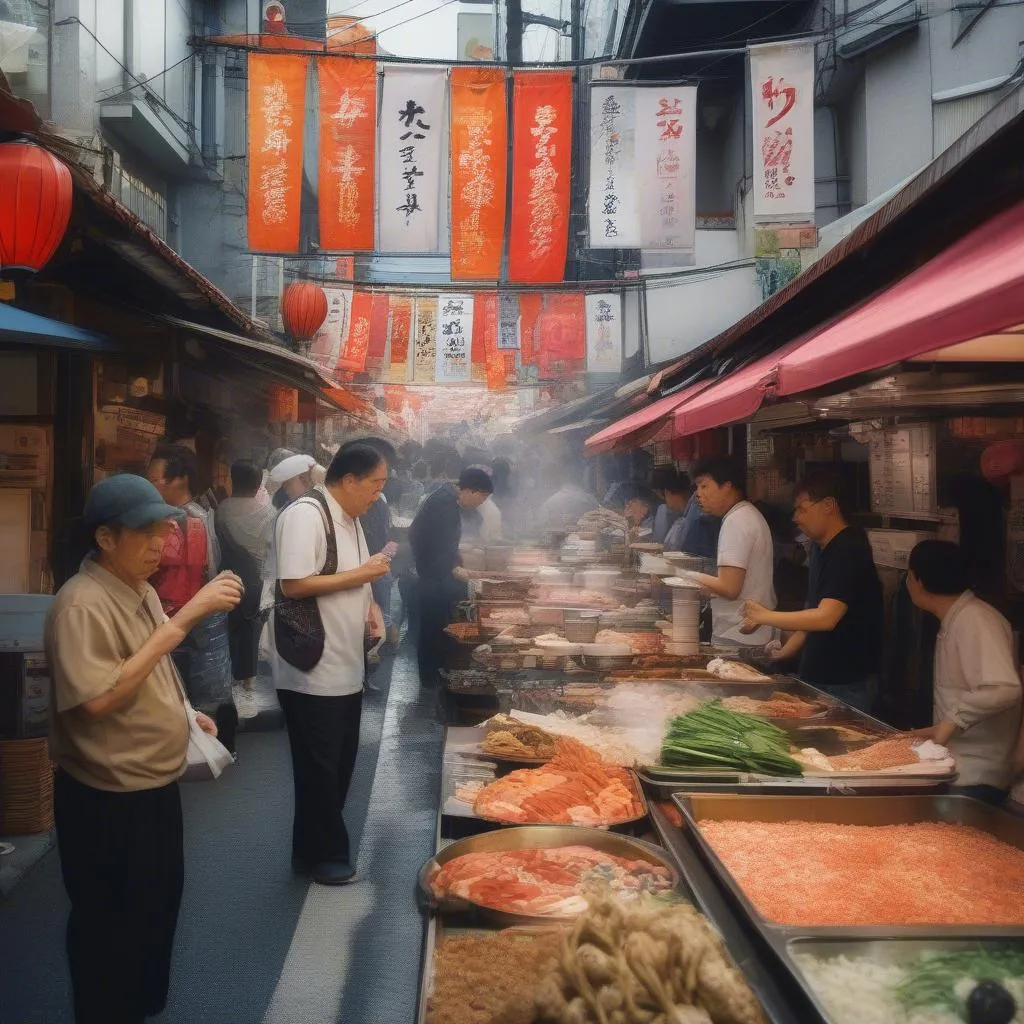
[281,281,328,342]
[0,141,72,275]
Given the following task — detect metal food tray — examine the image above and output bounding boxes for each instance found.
[417,825,681,925]
[674,793,1024,942]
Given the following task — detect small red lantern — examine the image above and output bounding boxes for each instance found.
[0,141,73,275]
[281,281,328,343]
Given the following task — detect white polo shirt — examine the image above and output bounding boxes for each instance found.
[269,486,370,697]
[711,500,776,646]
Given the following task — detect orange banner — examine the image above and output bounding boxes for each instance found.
[388,296,413,380]
[518,293,544,365]
[368,293,389,360]
[338,290,373,373]
[509,71,573,284]
[469,294,502,390]
[536,293,586,379]
[318,57,376,251]
[247,53,308,252]
[450,69,508,281]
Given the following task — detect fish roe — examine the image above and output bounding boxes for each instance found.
[700,819,1024,927]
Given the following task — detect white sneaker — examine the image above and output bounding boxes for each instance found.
[234,685,259,719]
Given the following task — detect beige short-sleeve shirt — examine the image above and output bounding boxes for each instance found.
[46,558,189,792]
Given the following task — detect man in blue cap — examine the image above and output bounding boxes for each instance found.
[45,474,242,1024]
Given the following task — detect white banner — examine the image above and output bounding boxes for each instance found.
[588,86,639,248]
[750,42,816,223]
[634,86,697,253]
[308,283,351,370]
[413,296,438,382]
[435,294,474,382]
[379,66,447,252]
[585,293,623,373]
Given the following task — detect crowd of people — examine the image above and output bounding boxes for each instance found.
[40,432,1024,1023]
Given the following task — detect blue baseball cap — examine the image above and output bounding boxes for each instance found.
[83,475,184,530]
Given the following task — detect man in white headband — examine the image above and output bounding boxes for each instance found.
[269,454,316,511]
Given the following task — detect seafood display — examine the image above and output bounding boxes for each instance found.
[699,819,1024,926]
[426,928,564,1024]
[491,710,658,767]
[828,738,922,771]
[473,739,646,826]
[531,892,767,1024]
[794,945,1024,1024]
[720,692,828,719]
[594,630,665,655]
[482,716,558,761]
[534,587,619,609]
[428,847,674,917]
[706,659,774,683]
[484,608,533,626]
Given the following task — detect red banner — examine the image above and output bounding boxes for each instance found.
[247,53,308,252]
[368,293,389,360]
[388,296,413,376]
[518,293,544,365]
[536,293,585,379]
[509,71,573,284]
[318,57,376,251]
[450,68,507,281]
[338,290,373,373]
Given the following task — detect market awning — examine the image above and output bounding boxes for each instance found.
[585,381,711,454]
[0,303,115,349]
[775,198,1024,397]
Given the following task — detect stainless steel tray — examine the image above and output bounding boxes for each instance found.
[675,793,1024,939]
[418,825,680,924]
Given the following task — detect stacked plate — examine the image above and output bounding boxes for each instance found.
[666,577,701,656]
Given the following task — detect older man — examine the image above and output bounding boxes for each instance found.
[46,475,241,1024]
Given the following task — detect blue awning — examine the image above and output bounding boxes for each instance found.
[0,303,115,350]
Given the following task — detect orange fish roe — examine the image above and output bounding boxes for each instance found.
[700,819,1024,927]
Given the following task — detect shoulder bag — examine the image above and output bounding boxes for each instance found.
[274,490,338,672]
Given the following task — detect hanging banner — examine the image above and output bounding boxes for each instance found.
[387,296,413,382]
[474,293,504,390]
[536,293,585,379]
[413,296,438,381]
[749,42,816,223]
[318,56,377,251]
[470,292,489,383]
[450,68,507,281]
[435,294,474,382]
[518,293,544,365]
[509,71,573,284]
[585,293,623,373]
[338,290,373,373]
[367,293,389,362]
[588,86,639,248]
[268,385,300,423]
[498,293,520,350]
[634,85,697,254]
[379,66,447,252]
[247,53,308,251]
[309,282,351,369]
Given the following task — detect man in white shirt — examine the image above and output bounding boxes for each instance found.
[907,539,1023,805]
[687,457,776,647]
[477,494,503,544]
[271,444,391,885]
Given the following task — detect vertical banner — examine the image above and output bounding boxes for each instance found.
[518,293,544,365]
[450,68,507,280]
[318,57,377,251]
[367,293,389,362]
[588,86,639,248]
[247,54,308,251]
[338,290,373,373]
[585,293,623,373]
[379,66,447,252]
[435,294,474,382]
[634,86,697,254]
[509,71,573,283]
[413,296,438,381]
[470,292,490,383]
[750,42,815,223]
[387,296,413,382]
[498,293,520,350]
[474,294,504,390]
[309,282,352,369]
[536,293,585,379]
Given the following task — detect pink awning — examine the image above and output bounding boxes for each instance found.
[776,199,1024,397]
[585,381,710,454]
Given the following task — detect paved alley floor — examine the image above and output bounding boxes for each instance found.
[0,646,445,1024]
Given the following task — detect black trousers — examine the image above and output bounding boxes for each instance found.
[416,575,467,688]
[54,770,184,1024]
[227,609,261,681]
[277,688,363,866]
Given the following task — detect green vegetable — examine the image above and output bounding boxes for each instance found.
[898,947,1024,1019]
[659,701,802,776]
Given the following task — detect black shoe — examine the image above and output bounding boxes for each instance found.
[311,860,357,885]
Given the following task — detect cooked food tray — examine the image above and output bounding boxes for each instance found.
[417,825,680,925]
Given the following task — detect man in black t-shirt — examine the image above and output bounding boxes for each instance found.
[742,471,883,712]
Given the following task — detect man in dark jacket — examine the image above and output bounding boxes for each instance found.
[409,468,493,688]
